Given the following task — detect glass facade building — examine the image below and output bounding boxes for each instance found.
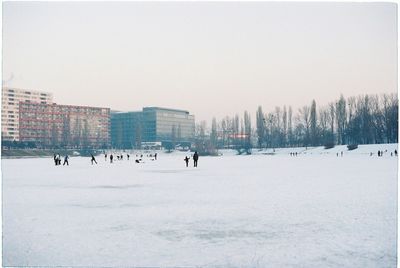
[143,107,195,146]
[111,107,195,149]
[111,111,142,149]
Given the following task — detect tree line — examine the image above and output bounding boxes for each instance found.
[195,93,398,152]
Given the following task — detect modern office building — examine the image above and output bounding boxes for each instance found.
[111,107,195,149]
[19,102,110,148]
[111,111,142,149]
[2,87,53,141]
[142,107,195,147]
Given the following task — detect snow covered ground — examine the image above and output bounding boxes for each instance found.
[2,144,398,267]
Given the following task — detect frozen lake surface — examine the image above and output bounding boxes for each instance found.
[2,146,398,267]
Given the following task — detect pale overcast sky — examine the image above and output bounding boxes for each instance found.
[2,2,397,123]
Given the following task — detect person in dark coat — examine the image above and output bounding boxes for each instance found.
[110,154,113,163]
[155,153,157,160]
[91,154,97,165]
[127,154,130,160]
[184,156,190,167]
[63,155,69,166]
[378,151,381,157]
[54,154,58,166]
[193,151,199,167]
[105,154,107,161]
[395,150,398,157]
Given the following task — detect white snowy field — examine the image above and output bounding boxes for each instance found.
[2,145,398,267]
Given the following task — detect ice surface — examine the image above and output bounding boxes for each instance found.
[2,145,398,267]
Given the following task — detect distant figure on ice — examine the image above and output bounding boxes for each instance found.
[105,154,107,161]
[370,152,373,156]
[184,156,190,167]
[127,154,130,160]
[378,151,381,157]
[54,154,58,166]
[121,155,123,160]
[155,153,157,160]
[117,155,120,160]
[56,154,61,165]
[110,154,113,163]
[193,151,199,167]
[395,150,398,157]
[63,155,69,166]
[341,151,343,157]
[91,154,98,165]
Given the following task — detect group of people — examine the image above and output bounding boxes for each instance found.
[53,154,69,166]
[184,151,199,167]
[104,152,158,164]
[53,151,201,167]
[289,152,298,156]
[375,149,397,157]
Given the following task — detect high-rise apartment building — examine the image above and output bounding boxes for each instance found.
[2,87,54,141]
[19,102,110,148]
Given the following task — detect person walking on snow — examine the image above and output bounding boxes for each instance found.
[63,155,69,166]
[184,156,190,167]
[91,154,98,165]
[110,154,113,163]
[193,151,199,167]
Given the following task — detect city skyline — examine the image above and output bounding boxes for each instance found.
[3,2,397,123]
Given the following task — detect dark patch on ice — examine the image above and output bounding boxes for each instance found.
[119,203,141,208]
[156,228,276,242]
[109,224,132,232]
[155,230,186,241]
[90,184,143,189]
[68,204,112,209]
[62,203,141,209]
[193,229,275,241]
